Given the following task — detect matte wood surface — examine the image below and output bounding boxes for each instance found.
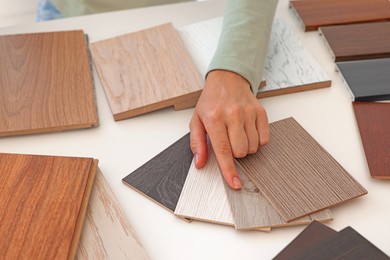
[0,30,98,137]
[319,22,390,62]
[352,102,390,179]
[0,153,97,260]
[77,169,149,260]
[336,58,390,101]
[122,133,193,213]
[273,221,337,260]
[90,23,203,121]
[237,117,367,222]
[226,163,333,230]
[290,0,390,31]
[290,226,390,259]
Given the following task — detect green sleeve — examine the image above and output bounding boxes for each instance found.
[207,0,278,94]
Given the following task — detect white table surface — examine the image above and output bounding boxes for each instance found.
[1,0,389,259]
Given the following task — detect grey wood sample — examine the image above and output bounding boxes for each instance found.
[337,58,390,101]
[237,117,367,222]
[122,133,193,213]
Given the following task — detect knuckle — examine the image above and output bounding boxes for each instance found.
[233,149,247,158]
[214,142,232,156]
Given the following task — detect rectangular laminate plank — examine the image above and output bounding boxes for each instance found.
[336,58,390,102]
[0,153,98,260]
[77,168,149,260]
[352,101,390,179]
[0,30,99,137]
[237,117,367,222]
[90,23,203,120]
[319,22,390,62]
[290,0,390,31]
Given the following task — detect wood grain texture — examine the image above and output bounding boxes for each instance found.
[353,101,390,179]
[90,23,203,120]
[0,153,97,260]
[290,0,390,31]
[319,22,390,62]
[336,58,390,101]
[77,168,149,260]
[273,221,337,260]
[225,163,333,230]
[0,30,99,137]
[237,117,367,222]
[122,133,193,213]
[290,226,390,260]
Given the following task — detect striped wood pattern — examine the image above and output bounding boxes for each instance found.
[319,22,390,62]
[0,30,98,137]
[290,0,390,31]
[77,168,149,260]
[0,153,97,260]
[226,163,333,230]
[352,101,390,179]
[237,117,367,222]
[90,23,203,120]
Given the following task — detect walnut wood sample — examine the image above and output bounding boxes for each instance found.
[290,0,390,31]
[337,58,390,101]
[319,22,390,62]
[273,221,337,260]
[77,168,149,260]
[122,133,193,213]
[237,117,367,222]
[353,102,390,179]
[0,30,98,137]
[90,23,203,120]
[0,153,98,260]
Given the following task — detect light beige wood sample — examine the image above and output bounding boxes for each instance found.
[226,163,333,230]
[90,23,203,120]
[77,168,149,260]
[0,30,99,137]
[237,117,367,222]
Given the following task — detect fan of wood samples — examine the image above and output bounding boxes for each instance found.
[0,30,99,137]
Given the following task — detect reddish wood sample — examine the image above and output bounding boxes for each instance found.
[290,0,390,31]
[320,22,390,61]
[0,153,98,260]
[353,101,390,179]
[0,30,99,137]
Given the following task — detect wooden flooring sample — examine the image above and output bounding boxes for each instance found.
[77,168,149,260]
[319,22,390,62]
[122,133,193,213]
[273,221,337,260]
[90,23,203,120]
[353,101,390,179]
[290,0,390,31]
[0,30,98,137]
[290,226,390,259]
[237,117,367,222]
[337,58,390,101]
[0,153,98,260]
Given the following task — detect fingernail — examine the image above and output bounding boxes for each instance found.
[233,177,242,190]
[194,153,199,167]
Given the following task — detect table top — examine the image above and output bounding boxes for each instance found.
[1,0,389,259]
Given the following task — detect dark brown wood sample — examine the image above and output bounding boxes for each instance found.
[0,153,98,260]
[237,117,367,222]
[290,0,390,31]
[274,221,337,260]
[353,101,390,179]
[122,133,193,213]
[336,58,390,101]
[0,30,99,137]
[319,22,390,62]
[290,226,390,259]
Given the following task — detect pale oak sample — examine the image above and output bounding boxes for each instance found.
[0,30,99,137]
[90,23,203,120]
[77,168,149,260]
[237,117,367,222]
[0,153,98,260]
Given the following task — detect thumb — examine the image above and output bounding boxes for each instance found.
[189,112,208,168]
